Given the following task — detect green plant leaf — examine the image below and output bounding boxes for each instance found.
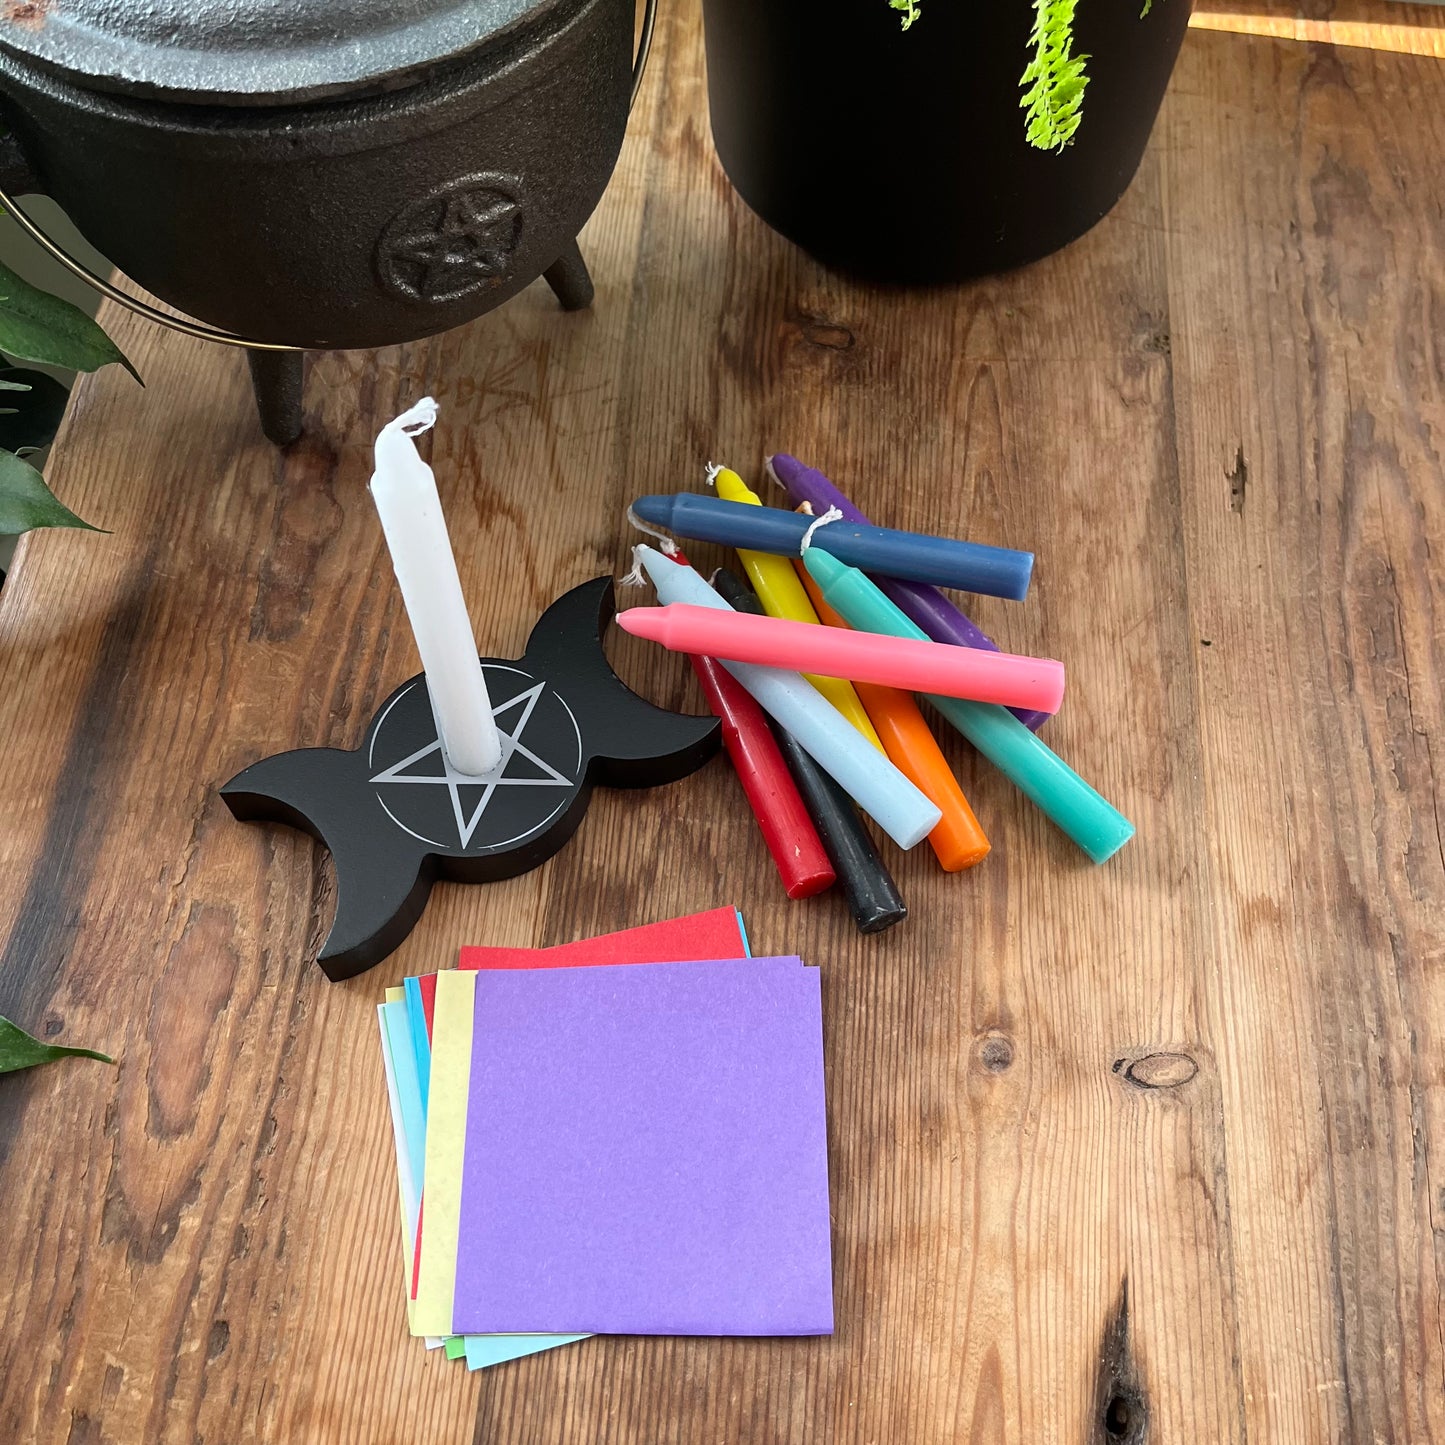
[0,259,139,381]
[888,0,920,28]
[0,447,104,534]
[0,1014,113,1073]
[1020,0,1090,151]
[0,367,68,452]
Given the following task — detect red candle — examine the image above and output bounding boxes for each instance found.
[688,651,835,900]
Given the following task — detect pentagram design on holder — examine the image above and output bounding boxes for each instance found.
[367,669,581,852]
[221,578,720,982]
[376,174,524,304]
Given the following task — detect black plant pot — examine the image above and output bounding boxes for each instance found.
[701,0,1193,283]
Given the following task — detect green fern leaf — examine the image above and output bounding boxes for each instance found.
[1020,0,1090,151]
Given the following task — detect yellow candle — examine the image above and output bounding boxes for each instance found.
[712,466,885,754]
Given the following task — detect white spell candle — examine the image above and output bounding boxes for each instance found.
[368,398,502,777]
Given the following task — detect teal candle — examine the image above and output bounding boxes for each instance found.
[801,549,1134,864]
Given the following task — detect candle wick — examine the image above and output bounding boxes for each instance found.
[798,505,843,555]
[387,395,440,439]
[762,455,782,491]
[619,545,651,589]
[625,503,680,557]
[704,462,723,488]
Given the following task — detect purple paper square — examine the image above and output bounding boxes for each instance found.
[452,957,833,1336]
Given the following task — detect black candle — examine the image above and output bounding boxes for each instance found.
[712,568,907,934]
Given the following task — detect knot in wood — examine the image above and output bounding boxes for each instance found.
[975,1032,1014,1073]
[784,310,856,352]
[1116,1052,1198,1090]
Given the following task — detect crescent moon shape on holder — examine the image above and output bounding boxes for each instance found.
[520,576,723,786]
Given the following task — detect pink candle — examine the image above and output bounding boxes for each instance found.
[618,604,1065,713]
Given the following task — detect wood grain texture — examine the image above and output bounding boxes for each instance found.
[1192,0,1445,57]
[1,4,1442,1442]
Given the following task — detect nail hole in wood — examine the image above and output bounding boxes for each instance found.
[1093,1279,1148,1444]
[1227,444,1248,513]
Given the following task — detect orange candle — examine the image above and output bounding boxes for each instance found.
[795,561,990,872]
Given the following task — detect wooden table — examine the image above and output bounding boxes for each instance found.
[2,4,1442,1441]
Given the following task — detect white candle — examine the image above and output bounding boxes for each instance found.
[368,398,502,777]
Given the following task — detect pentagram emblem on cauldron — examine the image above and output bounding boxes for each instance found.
[377,174,524,304]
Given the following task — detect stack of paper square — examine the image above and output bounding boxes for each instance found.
[377,909,835,1369]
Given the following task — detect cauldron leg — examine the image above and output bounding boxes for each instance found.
[247,349,306,445]
[542,237,594,311]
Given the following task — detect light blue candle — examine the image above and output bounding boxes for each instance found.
[634,547,942,850]
[802,549,1134,864]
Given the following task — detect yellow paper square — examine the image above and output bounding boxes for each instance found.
[409,968,476,1337]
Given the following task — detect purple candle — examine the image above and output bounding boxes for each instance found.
[767,453,1049,731]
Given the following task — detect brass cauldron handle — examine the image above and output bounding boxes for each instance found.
[0,0,661,354]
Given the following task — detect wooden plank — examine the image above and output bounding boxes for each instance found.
[0,4,1439,1444]
[1160,21,1445,1443]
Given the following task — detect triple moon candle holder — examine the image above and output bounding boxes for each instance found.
[222,578,721,980]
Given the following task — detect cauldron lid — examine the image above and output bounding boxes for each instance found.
[0,0,568,105]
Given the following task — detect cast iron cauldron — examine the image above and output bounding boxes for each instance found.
[0,0,651,442]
